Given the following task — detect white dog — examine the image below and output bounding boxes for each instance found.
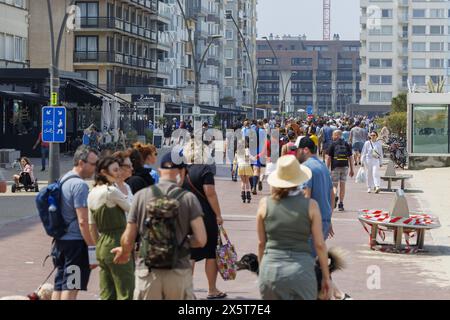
[0,283,53,300]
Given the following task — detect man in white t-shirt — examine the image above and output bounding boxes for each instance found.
[0,169,6,193]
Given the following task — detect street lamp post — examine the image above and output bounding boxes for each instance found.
[227,13,256,120]
[46,0,76,183]
[263,36,285,114]
[175,0,221,131]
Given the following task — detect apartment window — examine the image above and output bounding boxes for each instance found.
[369,59,392,68]
[225,68,232,78]
[412,76,426,85]
[78,2,99,18]
[430,42,444,51]
[224,48,233,59]
[225,10,232,19]
[291,58,312,66]
[0,34,4,60]
[412,59,426,68]
[5,35,13,61]
[412,26,426,35]
[318,58,332,65]
[369,42,392,52]
[224,86,232,97]
[381,9,392,18]
[430,59,444,68]
[369,75,392,85]
[76,70,98,86]
[225,30,233,40]
[412,42,426,52]
[76,36,98,52]
[369,26,393,36]
[430,26,444,35]
[368,92,392,102]
[412,9,425,18]
[430,9,445,18]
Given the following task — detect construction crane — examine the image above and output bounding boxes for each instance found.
[323,0,331,40]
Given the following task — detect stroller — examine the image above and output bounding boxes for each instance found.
[11,159,39,193]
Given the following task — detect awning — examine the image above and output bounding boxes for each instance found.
[0,90,48,103]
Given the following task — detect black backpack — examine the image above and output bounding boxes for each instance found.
[333,140,350,165]
[140,186,189,270]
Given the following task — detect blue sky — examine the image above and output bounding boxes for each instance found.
[257,0,361,40]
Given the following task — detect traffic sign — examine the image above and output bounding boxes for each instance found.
[306,105,313,115]
[42,106,67,143]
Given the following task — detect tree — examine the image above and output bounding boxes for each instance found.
[391,92,407,113]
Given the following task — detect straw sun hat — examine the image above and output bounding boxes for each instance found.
[267,155,312,189]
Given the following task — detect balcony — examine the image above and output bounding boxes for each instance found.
[158,31,171,48]
[257,76,279,81]
[80,17,157,42]
[398,31,408,40]
[130,0,158,13]
[398,13,408,24]
[258,87,280,93]
[73,51,157,71]
[158,2,172,21]
[157,60,171,76]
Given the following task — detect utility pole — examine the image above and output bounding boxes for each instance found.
[47,0,77,183]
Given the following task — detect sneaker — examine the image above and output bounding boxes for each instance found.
[367,188,371,193]
[338,202,344,211]
[334,196,339,209]
[258,181,263,191]
[41,168,45,172]
[375,187,380,194]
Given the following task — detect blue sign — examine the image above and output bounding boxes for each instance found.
[306,105,313,115]
[42,106,66,143]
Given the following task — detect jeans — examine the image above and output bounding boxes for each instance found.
[41,147,49,169]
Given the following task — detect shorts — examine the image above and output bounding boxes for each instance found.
[134,268,194,300]
[352,142,364,153]
[331,167,349,184]
[52,240,91,291]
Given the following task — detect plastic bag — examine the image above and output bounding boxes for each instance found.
[355,167,366,184]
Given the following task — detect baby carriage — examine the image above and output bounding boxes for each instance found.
[11,159,39,193]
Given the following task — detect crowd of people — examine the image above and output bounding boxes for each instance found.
[48,139,227,301]
[0,112,389,300]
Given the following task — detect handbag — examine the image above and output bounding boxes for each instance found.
[370,141,381,159]
[216,225,238,281]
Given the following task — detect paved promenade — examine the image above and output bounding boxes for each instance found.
[1,156,450,299]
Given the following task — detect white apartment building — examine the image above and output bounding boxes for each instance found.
[156,0,191,90]
[360,0,450,106]
[223,0,257,108]
[0,0,28,68]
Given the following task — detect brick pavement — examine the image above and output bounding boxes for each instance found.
[1,163,450,299]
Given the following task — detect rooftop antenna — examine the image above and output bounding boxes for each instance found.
[323,0,331,40]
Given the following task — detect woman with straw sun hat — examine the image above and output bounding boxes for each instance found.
[256,155,332,300]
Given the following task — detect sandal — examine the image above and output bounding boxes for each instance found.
[207,292,227,300]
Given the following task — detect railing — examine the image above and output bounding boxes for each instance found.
[257,87,279,93]
[158,2,172,20]
[257,76,279,81]
[158,31,171,47]
[80,17,157,42]
[157,60,171,75]
[73,51,157,71]
[130,0,158,12]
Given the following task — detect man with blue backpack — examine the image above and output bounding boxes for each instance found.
[37,145,98,300]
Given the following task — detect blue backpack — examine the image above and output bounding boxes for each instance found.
[36,175,78,239]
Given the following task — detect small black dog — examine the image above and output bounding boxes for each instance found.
[236,253,259,274]
[236,247,346,298]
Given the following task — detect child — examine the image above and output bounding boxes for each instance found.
[233,137,253,203]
